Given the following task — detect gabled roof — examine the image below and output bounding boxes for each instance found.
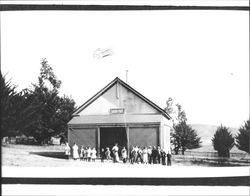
[73,77,171,120]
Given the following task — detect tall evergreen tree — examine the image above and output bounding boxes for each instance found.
[212,125,234,157]
[1,73,18,137]
[236,120,250,153]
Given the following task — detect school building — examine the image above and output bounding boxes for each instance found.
[67,77,172,156]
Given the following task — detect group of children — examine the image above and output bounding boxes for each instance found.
[65,142,97,161]
[65,142,172,166]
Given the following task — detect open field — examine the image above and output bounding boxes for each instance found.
[2,144,250,167]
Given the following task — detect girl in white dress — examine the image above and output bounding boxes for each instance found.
[87,147,92,162]
[142,147,148,164]
[91,147,97,162]
[64,142,71,159]
[121,147,127,163]
[72,143,79,160]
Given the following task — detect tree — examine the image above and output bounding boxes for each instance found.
[212,125,234,157]
[23,58,76,144]
[1,73,42,139]
[236,120,250,153]
[172,121,201,155]
[165,97,187,124]
[165,97,195,154]
[1,73,18,137]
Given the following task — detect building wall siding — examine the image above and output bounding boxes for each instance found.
[79,83,159,115]
[68,128,97,148]
[161,116,172,152]
[128,127,159,149]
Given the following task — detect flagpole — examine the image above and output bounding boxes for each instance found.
[126,70,128,83]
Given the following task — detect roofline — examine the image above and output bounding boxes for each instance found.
[72,77,118,115]
[73,77,171,119]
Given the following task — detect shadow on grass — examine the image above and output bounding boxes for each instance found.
[30,151,67,159]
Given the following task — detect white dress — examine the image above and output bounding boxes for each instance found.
[91,149,97,159]
[87,148,92,158]
[65,144,71,156]
[72,144,79,159]
[121,149,127,159]
[142,149,148,163]
[112,146,119,162]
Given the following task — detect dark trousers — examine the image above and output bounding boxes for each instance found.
[157,155,161,164]
[148,154,152,164]
[122,158,126,163]
[153,157,157,164]
[136,154,142,163]
[162,157,166,165]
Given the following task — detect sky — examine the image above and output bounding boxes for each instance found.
[1,10,249,128]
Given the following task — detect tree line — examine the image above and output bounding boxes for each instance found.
[165,97,249,157]
[1,59,76,144]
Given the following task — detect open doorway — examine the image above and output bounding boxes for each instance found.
[100,127,127,157]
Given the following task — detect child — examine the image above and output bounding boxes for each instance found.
[167,151,172,166]
[100,148,105,162]
[84,147,88,161]
[121,147,127,163]
[142,147,148,164]
[130,146,136,164]
[64,142,71,159]
[79,146,84,161]
[105,147,111,161]
[91,147,97,162]
[147,146,152,164]
[87,146,92,162]
[161,150,167,165]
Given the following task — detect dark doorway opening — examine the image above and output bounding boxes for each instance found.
[100,127,127,157]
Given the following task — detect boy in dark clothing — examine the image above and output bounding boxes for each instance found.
[105,147,111,161]
[167,151,172,166]
[136,147,143,163]
[152,146,158,164]
[161,150,167,165]
[157,146,161,164]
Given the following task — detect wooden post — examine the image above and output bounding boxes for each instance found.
[97,127,100,157]
[157,126,160,147]
[126,126,130,158]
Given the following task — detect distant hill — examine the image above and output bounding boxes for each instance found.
[190,124,239,146]
[189,124,245,153]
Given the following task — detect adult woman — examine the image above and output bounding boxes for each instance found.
[72,143,79,160]
[112,143,119,163]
